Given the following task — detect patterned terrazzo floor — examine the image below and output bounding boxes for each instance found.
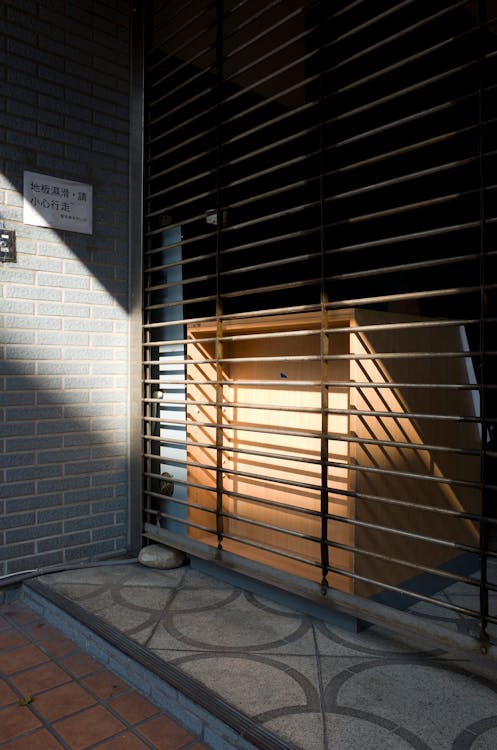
[16,561,497,750]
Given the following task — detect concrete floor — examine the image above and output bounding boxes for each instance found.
[17,560,497,750]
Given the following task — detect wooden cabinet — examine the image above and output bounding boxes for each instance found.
[186,309,481,596]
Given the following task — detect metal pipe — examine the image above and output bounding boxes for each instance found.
[0,557,139,589]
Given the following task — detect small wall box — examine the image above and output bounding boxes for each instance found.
[0,229,16,262]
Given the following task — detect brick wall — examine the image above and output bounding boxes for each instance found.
[0,0,132,575]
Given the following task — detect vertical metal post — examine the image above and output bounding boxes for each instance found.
[318,0,329,592]
[477,0,489,651]
[215,314,225,549]
[128,0,145,555]
[215,0,225,551]
[320,303,330,592]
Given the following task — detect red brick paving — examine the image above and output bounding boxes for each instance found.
[0,644,48,675]
[59,649,102,677]
[82,669,129,700]
[136,715,195,750]
[0,703,42,743]
[32,681,96,722]
[10,661,72,695]
[94,734,151,750]
[109,691,160,724]
[4,727,64,749]
[0,601,209,750]
[54,704,126,749]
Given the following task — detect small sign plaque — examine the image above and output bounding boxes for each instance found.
[23,171,93,235]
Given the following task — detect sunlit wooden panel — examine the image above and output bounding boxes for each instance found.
[185,309,481,597]
[350,309,481,597]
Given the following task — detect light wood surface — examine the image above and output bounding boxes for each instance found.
[185,309,481,596]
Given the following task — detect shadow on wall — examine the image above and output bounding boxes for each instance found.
[0,0,132,577]
[1,109,131,575]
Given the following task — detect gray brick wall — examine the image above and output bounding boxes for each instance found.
[0,0,131,575]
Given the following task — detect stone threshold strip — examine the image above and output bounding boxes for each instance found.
[21,578,297,750]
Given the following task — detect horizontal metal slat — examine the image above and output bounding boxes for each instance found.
[328,156,478,202]
[224,4,307,61]
[324,565,482,620]
[325,509,480,556]
[150,1,213,56]
[325,221,481,254]
[225,25,313,86]
[326,285,483,311]
[149,59,215,112]
[147,120,216,160]
[223,0,288,41]
[328,252,481,283]
[148,14,216,78]
[332,26,477,97]
[224,49,319,107]
[331,0,419,44]
[326,538,484,591]
[150,0,201,44]
[324,0,474,74]
[222,104,319,161]
[326,189,480,229]
[148,82,217,132]
[147,140,216,182]
[221,199,320,233]
[329,105,478,169]
[143,0,494,647]
[326,59,478,127]
[147,168,215,202]
[220,531,321,570]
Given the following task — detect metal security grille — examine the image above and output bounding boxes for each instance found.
[142,0,497,650]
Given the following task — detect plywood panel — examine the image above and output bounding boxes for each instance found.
[223,331,324,583]
[350,309,481,597]
[186,313,355,587]
[185,309,480,599]
[186,337,219,542]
